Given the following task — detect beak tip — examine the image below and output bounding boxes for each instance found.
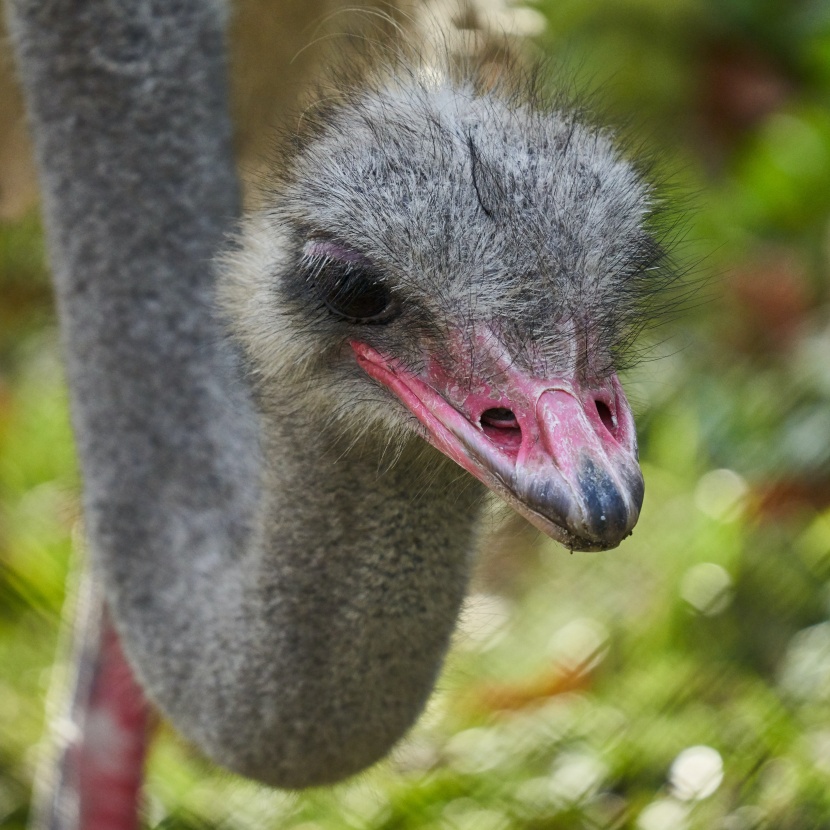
[576,456,643,547]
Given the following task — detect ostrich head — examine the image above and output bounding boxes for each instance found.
[223,65,667,551]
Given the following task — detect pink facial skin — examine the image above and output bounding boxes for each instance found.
[352,330,644,551]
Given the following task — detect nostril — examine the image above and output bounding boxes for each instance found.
[595,400,617,436]
[481,407,518,429]
[480,407,522,452]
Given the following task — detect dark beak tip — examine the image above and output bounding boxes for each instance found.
[577,457,642,545]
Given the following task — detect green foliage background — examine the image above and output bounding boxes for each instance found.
[3,0,830,828]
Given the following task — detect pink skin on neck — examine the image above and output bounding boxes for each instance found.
[71,616,149,830]
[351,327,643,550]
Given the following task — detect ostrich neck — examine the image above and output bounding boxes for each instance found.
[111,409,483,788]
[252,418,483,784]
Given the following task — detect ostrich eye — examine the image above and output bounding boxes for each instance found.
[319,265,395,323]
[304,241,398,325]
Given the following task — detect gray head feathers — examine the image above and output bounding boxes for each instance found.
[222,57,674,444]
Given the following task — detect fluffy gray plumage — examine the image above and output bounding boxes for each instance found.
[225,66,662,432]
[8,0,669,792]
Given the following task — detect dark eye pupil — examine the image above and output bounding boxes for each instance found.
[324,271,391,321]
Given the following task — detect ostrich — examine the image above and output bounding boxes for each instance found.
[7,1,669,827]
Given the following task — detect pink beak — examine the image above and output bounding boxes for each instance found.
[352,337,643,551]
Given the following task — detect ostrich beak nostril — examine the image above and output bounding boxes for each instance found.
[595,399,617,437]
[480,407,518,429]
[479,407,522,452]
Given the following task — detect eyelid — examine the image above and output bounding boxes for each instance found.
[303,239,372,267]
